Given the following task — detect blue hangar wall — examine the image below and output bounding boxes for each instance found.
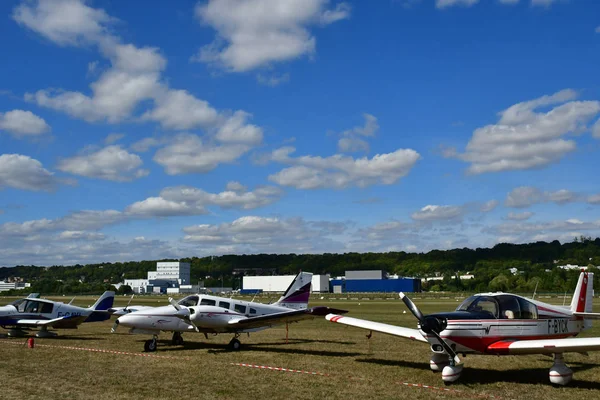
[330,278,421,293]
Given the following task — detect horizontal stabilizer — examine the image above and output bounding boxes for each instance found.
[573,312,600,320]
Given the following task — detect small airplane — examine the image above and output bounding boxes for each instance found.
[326,271,600,386]
[114,272,347,352]
[0,291,115,338]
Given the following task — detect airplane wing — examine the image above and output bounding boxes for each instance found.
[15,315,88,329]
[487,337,600,355]
[325,313,428,343]
[227,306,348,330]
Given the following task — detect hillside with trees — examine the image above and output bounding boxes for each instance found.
[1,237,599,295]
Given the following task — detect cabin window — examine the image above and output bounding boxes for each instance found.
[24,301,40,313]
[496,295,521,319]
[234,304,246,314]
[219,301,230,309]
[178,296,199,307]
[518,298,538,319]
[200,298,216,306]
[250,308,257,314]
[457,296,498,318]
[40,302,53,314]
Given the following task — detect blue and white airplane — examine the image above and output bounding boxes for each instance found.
[0,291,115,338]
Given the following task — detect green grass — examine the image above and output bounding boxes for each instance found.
[2,295,600,399]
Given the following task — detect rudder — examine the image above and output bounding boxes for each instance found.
[274,272,313,310]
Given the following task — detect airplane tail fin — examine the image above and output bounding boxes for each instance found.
[570,271,593,312]
[89,291,115,311]
[273,272,313,310]
[83,291,115,323]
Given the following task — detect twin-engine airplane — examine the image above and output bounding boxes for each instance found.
[0,291,115,338]
[327,271,600,386]
[114,272,347,352]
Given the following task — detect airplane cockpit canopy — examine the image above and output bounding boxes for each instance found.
[178,295,199,307]
[456,294,538,319]
[9,299,54,314]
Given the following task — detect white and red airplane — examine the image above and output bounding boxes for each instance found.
[326,271,600,385]
[114,272,347,352]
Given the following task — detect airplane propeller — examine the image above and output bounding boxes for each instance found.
[399,292,461,366]
[168,298,199,332]
[111,294,135,333]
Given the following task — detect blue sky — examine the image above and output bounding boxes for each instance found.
[1,0,600,267]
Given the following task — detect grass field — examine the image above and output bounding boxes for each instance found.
[2,294,600,400]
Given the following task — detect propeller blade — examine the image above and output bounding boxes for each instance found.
[429,330,461,365]
[168,297,182,311]
[123,294,135,312]
[168,298,199,332]
[399,292,425,323]
[111,320,119,333]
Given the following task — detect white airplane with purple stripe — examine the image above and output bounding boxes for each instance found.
[327,271,600,385]
[114,272,347,352]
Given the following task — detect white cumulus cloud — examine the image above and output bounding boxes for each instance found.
[193,0,350,72]
[268,146,420,189]
[446,89,600,174]
[0,110,50,137]
[0,154,57,191]
[57,145,148,182]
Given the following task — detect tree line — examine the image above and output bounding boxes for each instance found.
[1,237,599,295]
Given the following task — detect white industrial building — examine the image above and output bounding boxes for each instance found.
[0,281,30,292]
[242,274,330,293]
[124,261,191,294]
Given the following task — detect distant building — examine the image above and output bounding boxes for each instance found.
[242,274,330,293]
[0,281,31,292]
[558,264,590,271]
[123,261,191,294]
[330,270,421,293]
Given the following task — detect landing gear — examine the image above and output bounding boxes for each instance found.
[144,336,158,352]
[7,329,26,337]
[35,326,57,338]
[549,353,573,386]
[441,364,463,384]
[429,353,450,372]
[228,334,242,351]
[171,332,184,346]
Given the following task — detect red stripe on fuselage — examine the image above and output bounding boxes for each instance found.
[433,333,575,354]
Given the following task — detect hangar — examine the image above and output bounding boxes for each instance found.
[242,274,330,293]
[330,270,421,293]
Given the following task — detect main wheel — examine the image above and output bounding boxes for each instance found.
[229,338,241,351]
[144,338,157,352]
[172,332,184,346]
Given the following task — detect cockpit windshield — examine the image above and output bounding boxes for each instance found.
[456,295,499,318]
[178,296,199,307]
[10,299,25,308]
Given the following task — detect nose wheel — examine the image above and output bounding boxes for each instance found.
[144,336,158,352]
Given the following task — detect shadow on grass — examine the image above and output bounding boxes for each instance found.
[460,362,600,389]
[145,339,362,357]
[357,357,600,388]
[356,358,432,371]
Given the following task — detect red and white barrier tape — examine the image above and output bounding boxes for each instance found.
[0,340,189,360]
[0,340,500,399]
